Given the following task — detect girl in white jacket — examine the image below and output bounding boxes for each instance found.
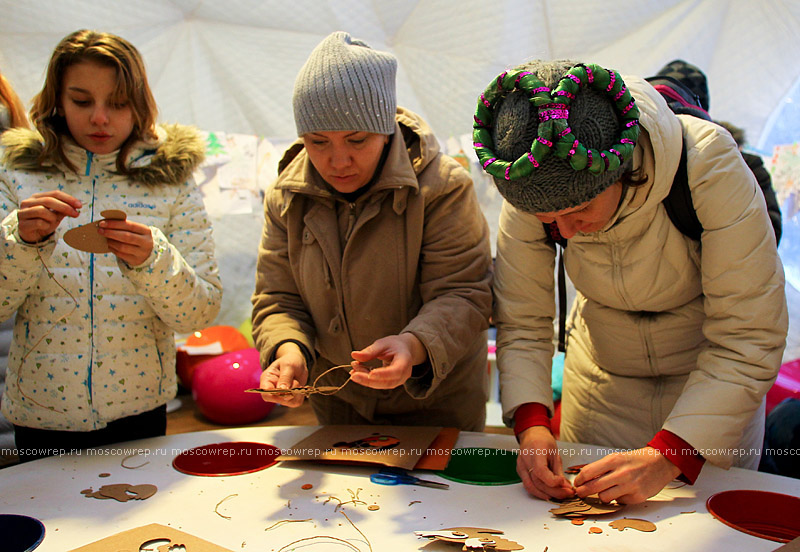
[0,30,221,461]
[474,60,786,503]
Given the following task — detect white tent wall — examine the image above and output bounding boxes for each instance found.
[1,0,799,356]
[3,1,800,147]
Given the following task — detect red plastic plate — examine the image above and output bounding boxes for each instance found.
[172,441,281,476]
[707,489,800,543]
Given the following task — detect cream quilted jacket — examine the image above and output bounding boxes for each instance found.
[0,125,221,430]
[494,76,787,469]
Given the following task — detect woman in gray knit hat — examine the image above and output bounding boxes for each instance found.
[476,61,786,503]
[251,32,493,430]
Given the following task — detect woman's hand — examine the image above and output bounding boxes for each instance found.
[517,426,576,500]
[573,447,681,504]
[98,218,154,266]
[349,333,427,389]
[18,191,82,244]
[258,342,309,408]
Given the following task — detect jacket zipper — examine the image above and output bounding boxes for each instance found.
[344,203,356,243]
[85,151,97,420]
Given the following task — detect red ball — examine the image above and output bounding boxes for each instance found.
[177,325,251,389]
[192,348,274,425]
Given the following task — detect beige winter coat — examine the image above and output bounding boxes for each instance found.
[494,76,787,469]
[252,108,493,431]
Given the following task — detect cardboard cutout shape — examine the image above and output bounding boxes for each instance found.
[80,483,157,502]
[246,385,340,397]
[609,518,657,532]
[68,523,234,551]
[64,209,127,253]
[415,528,524,550]
[278,425,444,471]
[549,496,624,517]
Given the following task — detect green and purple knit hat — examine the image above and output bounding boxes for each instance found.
[473,60,640,213]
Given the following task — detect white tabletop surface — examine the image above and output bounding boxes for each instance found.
[1,425,798,551]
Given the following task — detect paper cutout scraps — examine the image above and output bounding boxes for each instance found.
[80,483,157,502]
[278,425,443,471]
[773,536,800,551]
[333,433,400,450]
[414,427,460,472]
[609,518,657,532]
[246,385,340,397]
[549,496,624,517]
[67,523,234,552]
[64,209,126,253]
[415,528,523,551]
[564,463,586,474]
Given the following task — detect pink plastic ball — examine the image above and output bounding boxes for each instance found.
[192,348,274,425]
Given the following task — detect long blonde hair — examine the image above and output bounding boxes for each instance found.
[30,29,158,173]
[0,72,29,129]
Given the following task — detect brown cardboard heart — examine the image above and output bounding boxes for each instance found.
[64,210,127,253]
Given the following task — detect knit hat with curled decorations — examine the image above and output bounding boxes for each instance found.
[486,60,635,214]
[292,31,397,136]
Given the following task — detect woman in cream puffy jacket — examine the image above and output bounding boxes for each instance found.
[474,60,787,503]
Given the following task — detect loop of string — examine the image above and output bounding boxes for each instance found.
[306,363,355,395]
[15,246,79,413]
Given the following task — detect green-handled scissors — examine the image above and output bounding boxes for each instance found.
[370,467,449,490]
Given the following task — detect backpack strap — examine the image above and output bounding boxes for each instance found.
[542,222,568,352]
[662,135,703,241]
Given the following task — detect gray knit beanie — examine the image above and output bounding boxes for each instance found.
[481,60,635,214]
[293,32,397,136]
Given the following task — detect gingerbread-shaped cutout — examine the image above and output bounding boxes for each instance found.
[64,210,127,253]
[81,482,157,502]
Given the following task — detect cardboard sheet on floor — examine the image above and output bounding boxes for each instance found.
[68,523,234,551]
[278,425,456,471]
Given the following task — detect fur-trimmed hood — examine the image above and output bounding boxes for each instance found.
[1,123,205,186]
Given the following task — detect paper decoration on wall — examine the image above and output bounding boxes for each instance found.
[67,523,234,551]
[278,425,445,471]
[609,518,657,532]
[63,210,126,253]
[80,483,157,502]
[415,528,524,550]
[770,142,800,212]
[192,131,290,218]
[548,496,624,517]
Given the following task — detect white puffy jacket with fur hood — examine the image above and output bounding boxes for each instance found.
[0,124,221,430]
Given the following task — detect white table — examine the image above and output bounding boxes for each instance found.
[1,425,798,551]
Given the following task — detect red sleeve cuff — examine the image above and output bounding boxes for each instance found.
[648,429,705,484]
[513,402,552,436]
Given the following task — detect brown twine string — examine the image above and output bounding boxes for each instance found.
[276,489,373,552]
[15,247,79,412]
[214,493,238,520]
[264,518,314,531]
[121,453,150,469]
[310,363,354,395]
[264,364,355,396]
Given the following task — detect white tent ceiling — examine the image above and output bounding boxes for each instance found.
[2,0,799,150]
[2,0,800,361]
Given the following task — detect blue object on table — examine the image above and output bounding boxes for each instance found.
[552,351,564,402]
[370,467,449,489]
